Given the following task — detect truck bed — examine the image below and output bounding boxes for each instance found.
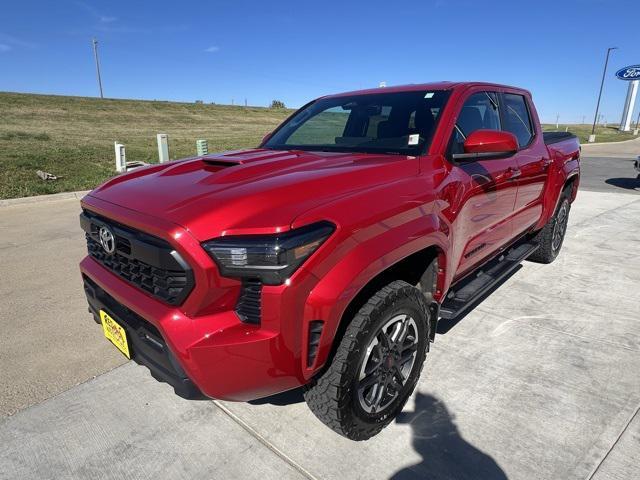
[543,131,577,145]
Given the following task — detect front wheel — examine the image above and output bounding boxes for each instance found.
[303,280,430,441]
[528,191,571,264]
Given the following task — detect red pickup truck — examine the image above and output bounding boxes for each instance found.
[80,82,580,440]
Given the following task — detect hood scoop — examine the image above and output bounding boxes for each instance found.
[201,157,245,173]
[202,158,243,168]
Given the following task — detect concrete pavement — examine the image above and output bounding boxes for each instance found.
[0,364,307,480]
[1,186,639,479]
[581,135,639,158]
[0,197,124,417]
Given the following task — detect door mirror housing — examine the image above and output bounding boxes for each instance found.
[452,129,518,161]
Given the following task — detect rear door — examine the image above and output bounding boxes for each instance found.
[500,92,550,237]
[447,90,519,276]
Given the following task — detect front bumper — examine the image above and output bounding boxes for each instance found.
[81,256,307,401]
[83,274,204,399]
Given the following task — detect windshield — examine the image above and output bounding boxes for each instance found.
[264,89,450,155]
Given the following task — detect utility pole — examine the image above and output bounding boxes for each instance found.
[92,38,104,99]
[590,46,617,142]
[556,113,560,129]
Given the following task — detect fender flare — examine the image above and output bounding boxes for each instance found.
[301,213,448,377]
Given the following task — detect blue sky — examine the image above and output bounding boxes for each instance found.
[0,0,639,123]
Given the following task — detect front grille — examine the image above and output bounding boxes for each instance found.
[81,210,194,305]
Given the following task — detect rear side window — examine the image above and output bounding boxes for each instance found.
[450,92,501,155]
[503,94,533,147]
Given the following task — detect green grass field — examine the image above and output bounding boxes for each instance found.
[541,123,637,144]
[0,92,292,199]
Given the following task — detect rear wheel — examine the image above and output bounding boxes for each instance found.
[304,280,430,441]
[528,190,571,264]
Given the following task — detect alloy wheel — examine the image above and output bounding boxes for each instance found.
[356,314,419,414]
[552,201,569,253]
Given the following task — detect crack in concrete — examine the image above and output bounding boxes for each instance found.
[213,400,318,480]
[586,402,640,480]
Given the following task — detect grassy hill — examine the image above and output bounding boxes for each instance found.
[0,92,292,199]
[541,123,637,144]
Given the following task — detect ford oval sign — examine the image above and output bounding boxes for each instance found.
[615,65,640,81]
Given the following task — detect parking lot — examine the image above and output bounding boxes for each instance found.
[1,144,639,479]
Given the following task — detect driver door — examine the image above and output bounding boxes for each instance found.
[448,91,519,277]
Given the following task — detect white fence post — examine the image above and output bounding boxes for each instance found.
[196,139,208,156]
[157,133,169,163]
[114,142,126,172]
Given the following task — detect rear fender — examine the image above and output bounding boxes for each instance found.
[536,146,580,229]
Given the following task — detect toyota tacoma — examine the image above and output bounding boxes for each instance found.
[80,82,580,440]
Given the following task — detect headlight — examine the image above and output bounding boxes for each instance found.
[202,222,335,285]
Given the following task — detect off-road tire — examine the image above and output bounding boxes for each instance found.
[528,189,571,264]
[303,280,430,441]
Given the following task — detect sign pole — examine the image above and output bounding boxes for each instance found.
[589,47,617,143]
[619,80,639,132]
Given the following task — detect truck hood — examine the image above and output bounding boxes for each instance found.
[88,148,418,240]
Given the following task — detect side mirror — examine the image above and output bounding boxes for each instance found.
[452,129,518,161]
[261,132,273,145]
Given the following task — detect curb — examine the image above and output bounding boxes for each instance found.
[0,190,90,208]
[582,136,640,146]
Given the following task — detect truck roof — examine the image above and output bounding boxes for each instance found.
[325,81,531,98]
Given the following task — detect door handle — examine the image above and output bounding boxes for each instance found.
[541,158,552,170]
[495,167,521,182]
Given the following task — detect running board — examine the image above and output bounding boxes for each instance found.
[439,242,539,320]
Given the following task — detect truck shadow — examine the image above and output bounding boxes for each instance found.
[392,392,507,480]
[248,387,305,406]
[605,177,640,191]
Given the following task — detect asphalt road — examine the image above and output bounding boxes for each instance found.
[579,155,639,194]
[1,144,639,479]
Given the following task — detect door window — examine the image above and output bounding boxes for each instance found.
[450,92,501,155]
[503,94,533,148]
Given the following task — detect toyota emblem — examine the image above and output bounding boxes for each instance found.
[98,226,116,254]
